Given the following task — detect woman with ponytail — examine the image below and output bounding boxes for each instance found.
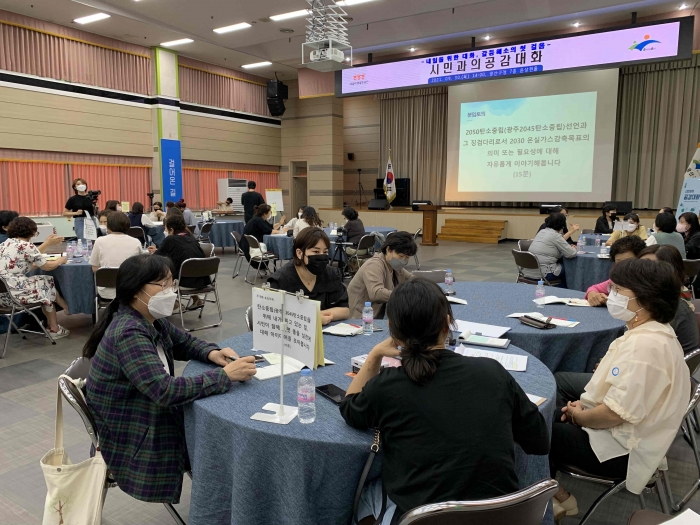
[84,254,257,504]
[341,279,549,524]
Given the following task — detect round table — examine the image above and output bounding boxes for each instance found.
[264,226,397,261]
[198,220,245,249]
[36,261,95,315]
[449,282,624,373]
[183,320,555,525]
[562,233,613,292]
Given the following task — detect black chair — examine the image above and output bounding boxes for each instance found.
[176,257,223,332]
[511,250,562,286]
[397,479,558,525]
[627,510,671,525]
[93,267,119,323]
[243,235,278,285]
[347,235,376,273]
[0,275,55,358]
[683,259,700,299]
[197,222,213,243]
[127,226,146,244]
[199,242,215,258]
[413,229,422,269]
[581,229,595,235]
[59,358,187,525]
[231,231,245,278]
[245,306,253,332]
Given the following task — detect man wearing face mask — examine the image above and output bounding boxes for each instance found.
[268,227,349,325]
[594,204,617,234]
[347,231,417,319]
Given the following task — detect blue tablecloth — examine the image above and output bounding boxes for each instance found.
[264,226,397,261]
[183,320,555,525]
[198,221,245,248]
[36,261,95,315]
[450,282,624,372]
[562,253,613,293]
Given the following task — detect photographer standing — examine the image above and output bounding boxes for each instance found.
[63,177,97,239]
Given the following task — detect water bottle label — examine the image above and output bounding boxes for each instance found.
[362,314,373,323]
[298,392,315,403]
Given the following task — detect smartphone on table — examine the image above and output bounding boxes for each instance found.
[315,384,346,405]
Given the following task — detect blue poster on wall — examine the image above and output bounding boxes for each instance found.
[161,139,183,202]
[676,177,700,219]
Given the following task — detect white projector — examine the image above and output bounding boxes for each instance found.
[310,47,345,63]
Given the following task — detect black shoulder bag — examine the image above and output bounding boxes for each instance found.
[353,429,387,525]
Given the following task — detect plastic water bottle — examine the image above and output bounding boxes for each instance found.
[595,237,601,248]
[84,239,92,261]
[65,242,75,262]
[535,280,546,308]
[362,302,374,335]
[74,240,84,261]
[297,369,316,424]
[444,269,454,293]
[577,237,584,252]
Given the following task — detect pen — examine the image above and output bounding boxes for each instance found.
[349,324,361,328]
[551,316,575,322]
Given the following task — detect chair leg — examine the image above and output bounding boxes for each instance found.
[638,491,646,509]
[576,481,627,525]
[691,411,700,433]
[670,415,700,511]
[163,503,187,525]
[656,470,671,515]
[244,259,255,284]
[414,253,420,270]
[178,292,189,332]
[24,308,56,345]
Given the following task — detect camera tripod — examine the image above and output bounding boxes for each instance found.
[351,168,364,209]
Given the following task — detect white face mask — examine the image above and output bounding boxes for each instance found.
[625,223,637,233]
[607,289,643,322]
[298,212,303,219]
[76,184,87,192]
[139,288,177,319]
[116,205,122,212]
[99,225,107,234]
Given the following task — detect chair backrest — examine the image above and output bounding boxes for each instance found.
[59,357,100,449]
[582,229,595,235]
[684,259,700,280]
[398,479,558,525]
[127,226,145,240]
[200,222,213,235]
[357,234,376,251]
[179,257,220,281]
[518,239,533,252]
[511,249,540,271]
[65,356,92,380]
[94,267,119,288]
[232,231,242,245]
[414,228,423,239]
[245,234,261,250]
[199,242,215,257]
[412,270,448,284]
[685,377,700,418]
[686,348,700,376]
[0,275,9,294]
[245,306,253,331]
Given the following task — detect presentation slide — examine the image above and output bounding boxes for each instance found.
[445,69,619,202]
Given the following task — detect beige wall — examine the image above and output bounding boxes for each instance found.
[180,113,281,166]
[0,86,152,157]
[280,82,344,211]
[343,95,380,206]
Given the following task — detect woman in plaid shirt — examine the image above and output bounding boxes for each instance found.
[83,254,256,503]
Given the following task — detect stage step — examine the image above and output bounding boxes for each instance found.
[439,219,506,244]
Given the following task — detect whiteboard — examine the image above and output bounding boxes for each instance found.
[265,189,284,213]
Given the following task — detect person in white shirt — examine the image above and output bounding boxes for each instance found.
[283,207,305,231]
[549,258,690,522]
[89,212,143,300]
[293,206,323,238]
[149,201,166,222]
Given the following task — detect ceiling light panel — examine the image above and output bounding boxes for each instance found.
[160,38,194,47]
[74,13,110,24]
[336,0,376,5]
[270,10,310,21]
[214,22,252,34]
[241,61,272,68]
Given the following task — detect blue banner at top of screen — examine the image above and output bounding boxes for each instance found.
[428,66,544,84]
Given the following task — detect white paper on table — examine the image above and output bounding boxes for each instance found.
[454,320,510,338]
[533,295,570,306]
[568,299,591,307]
[596,254,610,259]
[526,394,547,406]
[254,363,303,381]
[262,353,333,366]
[454,345,527,371]
[446,296,468,305]
[665,509,700,524]
[330,229,338,235]
[506,312,579,328]
[323,323,364,336]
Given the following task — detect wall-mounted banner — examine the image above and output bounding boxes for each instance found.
[337,18,692,96]
[676,177,700,218]
[684,143,700,179]
[161,139,183,202]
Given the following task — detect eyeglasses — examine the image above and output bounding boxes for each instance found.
[147,279,178,293]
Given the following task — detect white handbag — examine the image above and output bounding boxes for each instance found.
[250,242,268,259]
[40,376,108,525]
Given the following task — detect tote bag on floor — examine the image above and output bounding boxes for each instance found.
[41,377,107,525]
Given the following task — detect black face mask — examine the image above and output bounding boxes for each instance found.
[610,213,618,221]
[305,254,329,275]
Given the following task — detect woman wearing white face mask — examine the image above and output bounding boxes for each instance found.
[63,178,96,240]
[282,206,305,231]
[605,212,648,246]
[549,258,689,522]
[84,254,257,504]
[347,231,417,319]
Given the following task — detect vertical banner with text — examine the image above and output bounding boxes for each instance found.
[676,177,700,218]
[160,138,183,203]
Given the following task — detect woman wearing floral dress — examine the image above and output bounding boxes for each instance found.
[0,217,70,338]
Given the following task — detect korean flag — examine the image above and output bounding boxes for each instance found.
[383,154,396,204]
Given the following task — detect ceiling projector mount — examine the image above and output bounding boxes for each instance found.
[302,0,352,72]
